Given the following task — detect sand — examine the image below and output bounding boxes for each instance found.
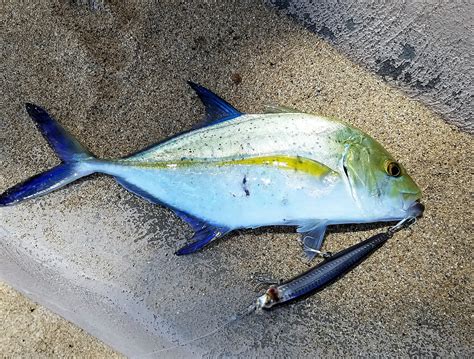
[1,1,472,357]
[0,283,121,357]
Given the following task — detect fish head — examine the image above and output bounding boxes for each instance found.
[341,132,423,221]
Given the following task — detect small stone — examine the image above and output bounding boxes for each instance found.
[231,73,242,84]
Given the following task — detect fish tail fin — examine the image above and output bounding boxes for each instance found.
[24,103,94,162]
[0,104,98,206]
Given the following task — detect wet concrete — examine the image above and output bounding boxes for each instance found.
[268,0,474,133]
[1,1,473,357]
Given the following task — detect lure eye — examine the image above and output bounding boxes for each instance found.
[385,161,401,177]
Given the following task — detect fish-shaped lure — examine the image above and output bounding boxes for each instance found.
[0,82,424,258]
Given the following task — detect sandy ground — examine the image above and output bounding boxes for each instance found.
[0,283,121,357]
[1,1,472,357]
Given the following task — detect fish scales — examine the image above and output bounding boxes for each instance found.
[131,113,343,168]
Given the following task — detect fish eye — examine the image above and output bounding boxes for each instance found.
[385,161,401,177]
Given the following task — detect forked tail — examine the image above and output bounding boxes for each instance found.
[0,104,98,206]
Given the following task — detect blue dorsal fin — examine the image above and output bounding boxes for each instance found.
[188,81,243,126]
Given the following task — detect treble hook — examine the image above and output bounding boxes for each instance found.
[387,216,416,237]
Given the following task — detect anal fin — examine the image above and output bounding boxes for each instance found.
[113,177,231,255]
[114,177,165,205]
[175,221,230,255]
[172,209,230,255]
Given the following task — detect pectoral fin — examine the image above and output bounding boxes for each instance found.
[297,221,328,260]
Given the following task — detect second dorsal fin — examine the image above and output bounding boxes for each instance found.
[188,81,243,126]
[264,104,300,114]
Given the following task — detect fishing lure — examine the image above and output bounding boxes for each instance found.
[255,217,415,309]
[144,218,416,356]
[0,82,424,258]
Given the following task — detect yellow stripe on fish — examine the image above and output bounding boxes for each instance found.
[217,156,335,178]
[125,155,335,178]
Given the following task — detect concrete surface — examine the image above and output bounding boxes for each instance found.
[268,0,474,133]
[1,1,473,357]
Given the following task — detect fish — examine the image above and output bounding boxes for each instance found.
[0,81,424,258]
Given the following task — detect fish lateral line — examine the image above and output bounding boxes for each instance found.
[122,155,337,178]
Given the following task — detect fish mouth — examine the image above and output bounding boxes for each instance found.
[407,199,425,218]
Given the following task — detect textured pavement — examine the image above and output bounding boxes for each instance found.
[1,1,472,357]
[268,0,474,132]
